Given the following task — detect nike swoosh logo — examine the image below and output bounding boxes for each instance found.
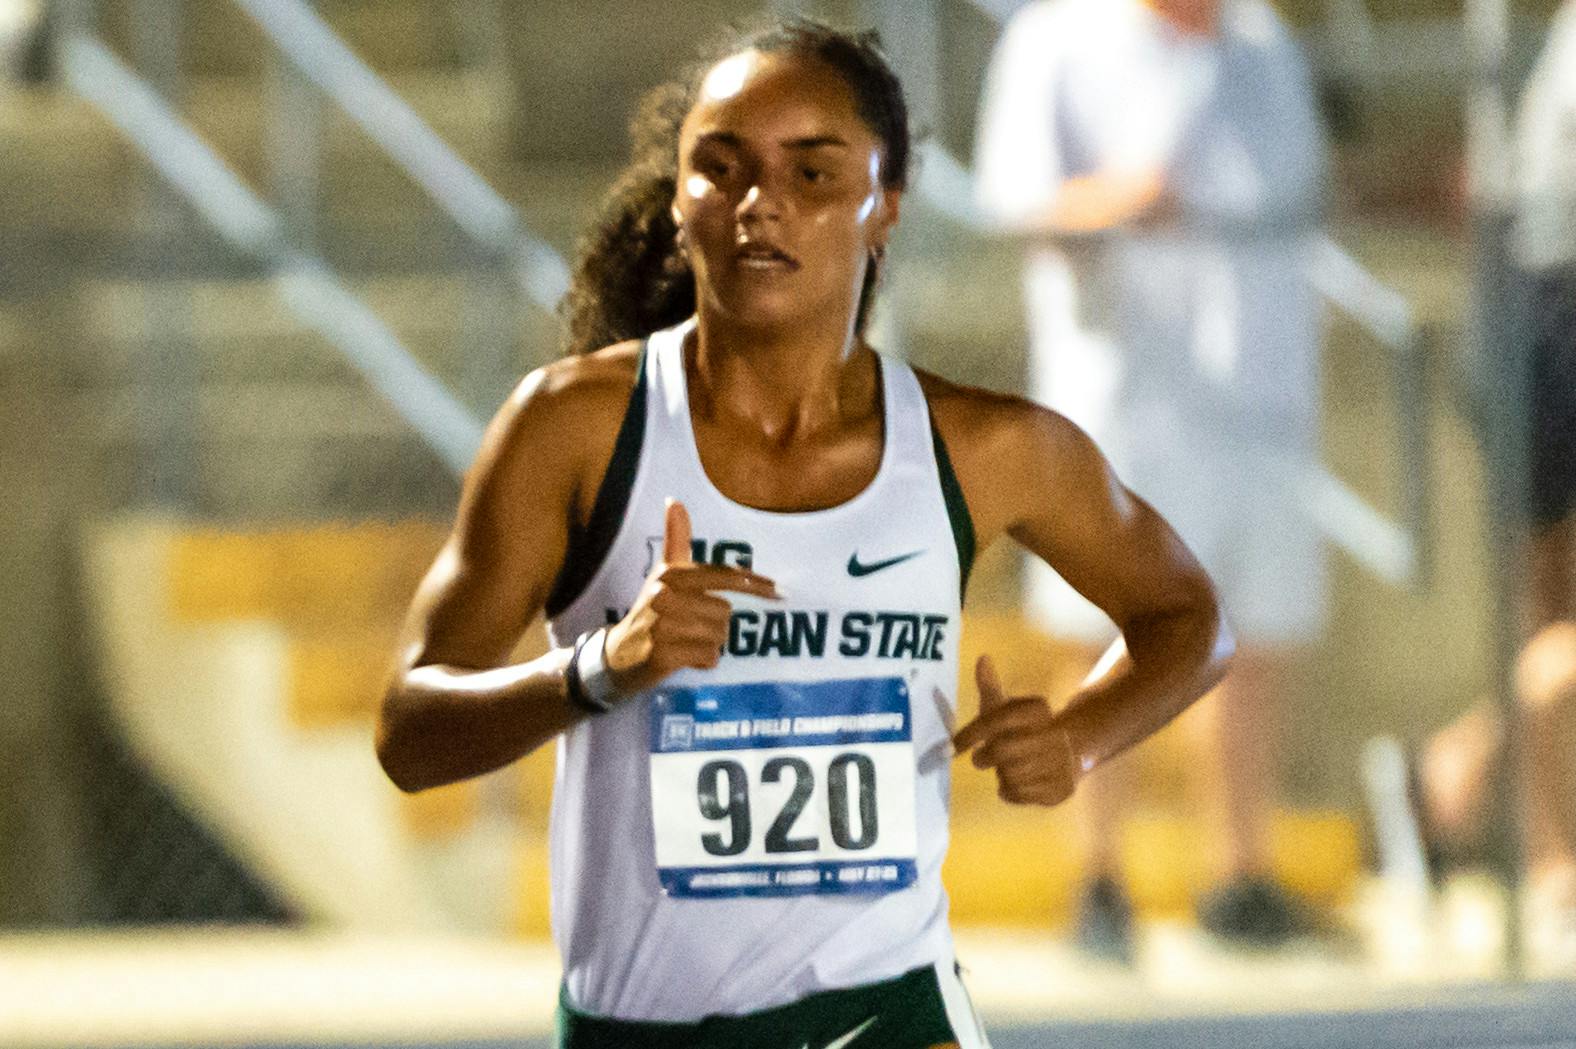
[799,1014,879,1049]
[847,549,924,576]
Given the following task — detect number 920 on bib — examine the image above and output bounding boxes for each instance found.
[648,677,918,899]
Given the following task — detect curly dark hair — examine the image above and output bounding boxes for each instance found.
[559,17,912,356]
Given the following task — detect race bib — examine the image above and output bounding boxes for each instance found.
[649,677,918,899]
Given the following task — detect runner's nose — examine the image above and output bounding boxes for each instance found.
[738,180,784,225]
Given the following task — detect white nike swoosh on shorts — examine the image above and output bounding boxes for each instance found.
[801,1014,879,1049]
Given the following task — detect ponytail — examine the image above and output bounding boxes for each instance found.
[560,84,696,356]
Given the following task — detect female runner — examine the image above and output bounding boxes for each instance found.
[376,18,1232,1049]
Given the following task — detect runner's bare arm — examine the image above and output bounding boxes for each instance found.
[374,352,630,792]
[376,348,779,794]
[925,378,1233,803]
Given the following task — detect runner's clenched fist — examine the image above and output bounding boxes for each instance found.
[952,655,1081,807]
[605,497,778,695]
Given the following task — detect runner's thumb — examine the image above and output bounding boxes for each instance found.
[663,497,693,565]
[975,654,1007,712]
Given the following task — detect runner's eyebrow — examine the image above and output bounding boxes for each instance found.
[782,136,849,150]
[691,132,850,151]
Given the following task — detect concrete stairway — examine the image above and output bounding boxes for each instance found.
[0,0,585,927]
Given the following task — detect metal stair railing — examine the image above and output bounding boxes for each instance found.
[57,31,487,473]
[51,0,571,476]
[230,0,567,311]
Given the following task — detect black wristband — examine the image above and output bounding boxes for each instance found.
[565,630,614,715]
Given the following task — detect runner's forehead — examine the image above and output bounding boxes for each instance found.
[682,49,875,153]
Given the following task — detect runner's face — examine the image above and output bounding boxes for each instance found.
[673,50,900,334]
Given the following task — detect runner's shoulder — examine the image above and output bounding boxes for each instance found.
[914,366,1103,540]
[512,340,643,424]
[473,340,643,491]
[914,366,1075,466]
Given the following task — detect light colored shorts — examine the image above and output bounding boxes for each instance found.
[1025,342,1328,649]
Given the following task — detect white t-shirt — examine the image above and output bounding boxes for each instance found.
[1516,0,1576,273]
[975,0,1330,645]
[974,0,1326,458]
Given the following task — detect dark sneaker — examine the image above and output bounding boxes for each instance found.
[1196,876,1319,948]
[1075,875,1135,963]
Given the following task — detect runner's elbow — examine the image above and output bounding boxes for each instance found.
[375,687,435,794]
[1192,583,1235,688]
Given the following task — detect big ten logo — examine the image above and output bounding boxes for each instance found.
[644,536,755,574]
[659,713,695,751]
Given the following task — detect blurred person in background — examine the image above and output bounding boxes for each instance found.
[975,0,1328,958]
[376,16,1231,1045]
[1407,0,1576,946]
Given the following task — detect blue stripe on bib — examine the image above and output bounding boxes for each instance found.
[650,677,911,753]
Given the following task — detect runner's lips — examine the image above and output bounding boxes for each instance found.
[734,241,800,269]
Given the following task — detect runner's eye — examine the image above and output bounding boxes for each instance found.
[698,157,735,181]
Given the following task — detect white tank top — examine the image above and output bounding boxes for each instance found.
[544,318,974,1021]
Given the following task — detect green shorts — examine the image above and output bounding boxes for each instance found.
[556,960,985,1048]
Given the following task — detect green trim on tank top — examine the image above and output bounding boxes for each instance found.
[544,343,650,618]
[929,419,976,601]
[544,341,976,613]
